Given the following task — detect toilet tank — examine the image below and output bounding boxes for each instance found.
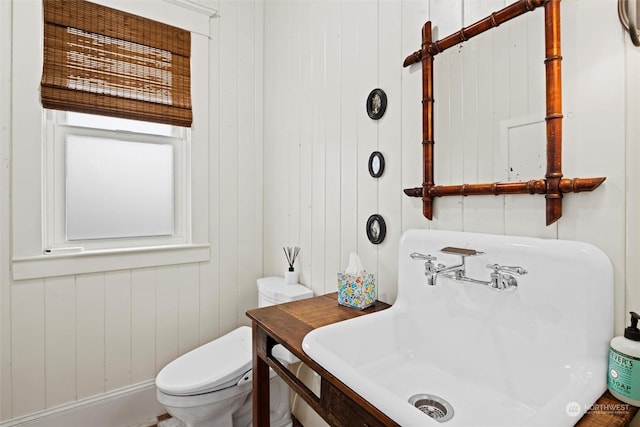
[257,276,313,364]
[257,276,313,308]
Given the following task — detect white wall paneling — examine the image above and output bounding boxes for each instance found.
[625,14,640,335]
[320,0,342,299]
[560,0,628,333]
[76,274,106,400]
[1,0,265,424]
[0,0,13,420]
[352,0,379,301]
[155,266,180,374]
[263,0,406,303]
[131,268,157,384]
[45,276,76,407]
[2,0,640,425]
[297,0,314,297]
[263,0,292,282]
[309,1,328,298]
[235,0,262,327]
[178,264,201,355]
[337,0,360,284]
[11,281,46,417]
[377,0,403,302]
[217,0,240,337]
[104,271,132,392]
[262,0,640,342]
[262,2,640,423]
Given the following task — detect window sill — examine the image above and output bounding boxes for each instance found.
[11,243,210,280]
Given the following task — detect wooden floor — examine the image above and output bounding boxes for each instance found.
[148,413,173,427]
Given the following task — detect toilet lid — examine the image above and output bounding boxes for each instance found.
[156,326,252,396]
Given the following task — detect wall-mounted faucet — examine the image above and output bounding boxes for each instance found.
[410,247,479,286]
[408,252,439,286]
[410,247,527,291]
[487,264,528,290]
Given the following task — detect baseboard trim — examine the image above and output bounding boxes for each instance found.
[0,380,166,427]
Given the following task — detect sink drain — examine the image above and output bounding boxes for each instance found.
[408,394,454,423]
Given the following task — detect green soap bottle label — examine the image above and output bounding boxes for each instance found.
[608,347,640,401]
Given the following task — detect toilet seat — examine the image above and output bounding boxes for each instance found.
[156,326,252,396]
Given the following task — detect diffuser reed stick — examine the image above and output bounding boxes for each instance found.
[283,246,300,272]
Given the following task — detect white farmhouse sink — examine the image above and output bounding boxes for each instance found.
[302,229,613,426]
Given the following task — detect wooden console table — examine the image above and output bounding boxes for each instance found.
[246,293,638,427]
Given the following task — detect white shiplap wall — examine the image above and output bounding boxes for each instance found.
[2,0,639,425]
[0,0,264,423]
[261,2,638,426]
[262,0,639,334]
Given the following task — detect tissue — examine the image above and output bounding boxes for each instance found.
[338,252,376,309]
[344,252,364,275]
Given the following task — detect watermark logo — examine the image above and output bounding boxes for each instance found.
[587,403,630,416]
[566,402,582,417]
[565,401,630,417]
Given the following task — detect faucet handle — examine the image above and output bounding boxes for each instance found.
[486,264,528,275]
[410,252,437,262]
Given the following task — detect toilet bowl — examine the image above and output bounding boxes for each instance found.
[156,278,313,427]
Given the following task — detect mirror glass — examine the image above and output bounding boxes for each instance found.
[368,151,385,178]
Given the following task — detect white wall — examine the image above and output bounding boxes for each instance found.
[262,5,639,425]
[0,0,264,424]
[2,0,639,425]
[262,0,639,335]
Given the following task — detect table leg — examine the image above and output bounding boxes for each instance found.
[252,322,271,426]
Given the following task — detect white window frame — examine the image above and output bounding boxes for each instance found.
[43,110,192,252]
[10,0,215,280]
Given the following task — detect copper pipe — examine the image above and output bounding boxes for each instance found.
[543,0,563,225]
[404,187,423,197]
[422,22,434,219]
[404,0,546,67]
[403,177,605,199]
[559,177,605,193]
[430,180,548,197]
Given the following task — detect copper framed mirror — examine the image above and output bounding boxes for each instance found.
[402,0,605,225]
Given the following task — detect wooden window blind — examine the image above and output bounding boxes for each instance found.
[41,0,192,127]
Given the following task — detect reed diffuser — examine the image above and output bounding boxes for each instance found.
[283,246,300,284]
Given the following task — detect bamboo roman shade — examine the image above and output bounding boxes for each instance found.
[41,0,192,127]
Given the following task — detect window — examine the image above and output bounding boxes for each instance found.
[10,0,213,280]
[40,0,194,253]
[43,111,191,252]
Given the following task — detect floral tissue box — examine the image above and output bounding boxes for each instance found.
[337,272,377,309]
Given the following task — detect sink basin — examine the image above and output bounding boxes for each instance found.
[302,229,613,426]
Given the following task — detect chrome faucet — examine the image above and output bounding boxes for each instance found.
[410,252,441,286]
[410,247,527,291]
[410,248,471,286]
[487,264,528,290]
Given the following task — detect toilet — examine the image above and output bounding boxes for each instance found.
[156,277,313,427]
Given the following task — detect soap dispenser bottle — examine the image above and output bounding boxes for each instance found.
[607,311,640,406]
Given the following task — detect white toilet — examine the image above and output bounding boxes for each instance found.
[156,277,313,427]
